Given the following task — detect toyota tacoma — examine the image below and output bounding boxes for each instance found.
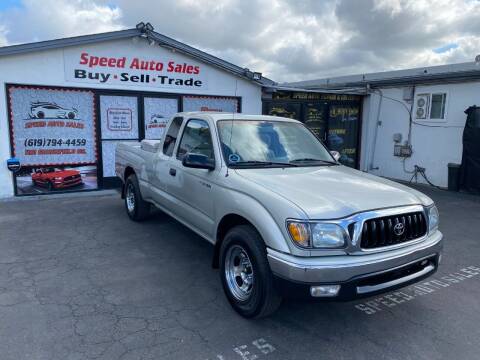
[115,112,443,318]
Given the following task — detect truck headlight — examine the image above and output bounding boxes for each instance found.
[428,205,439,233]
[54,177,63,181]
[287,221,347,249]
[311,223,347,248]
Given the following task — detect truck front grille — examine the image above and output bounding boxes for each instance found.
[360,211,427,249]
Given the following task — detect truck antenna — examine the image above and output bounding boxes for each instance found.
[226,79,238,177]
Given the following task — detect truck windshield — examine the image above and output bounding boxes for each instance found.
[217,120,336,167]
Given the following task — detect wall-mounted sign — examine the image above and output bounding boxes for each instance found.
[8,86,97,166]
[63,43,208,90]
[6,158,21,172]
[183,96,238,113]
[107,108,132,131]
[100,95,138,140]
[272,91,361,101]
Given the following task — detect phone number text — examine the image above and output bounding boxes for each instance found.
[24,138,87,147]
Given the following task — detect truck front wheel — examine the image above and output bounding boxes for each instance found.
[220,225,282,318]
[125,174,150,221]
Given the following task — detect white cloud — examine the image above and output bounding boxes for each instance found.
[0,25,8,46]
[0,0,480,82]
[0,0,123,45]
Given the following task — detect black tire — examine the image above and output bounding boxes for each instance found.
[220,225,282,318]
[67,112,75,119]
[124,174,150,221]
[37,111,45,119]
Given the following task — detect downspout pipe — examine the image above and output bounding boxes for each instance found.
[368,87,382,171]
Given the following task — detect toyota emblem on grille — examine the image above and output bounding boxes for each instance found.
[393,222,405,236]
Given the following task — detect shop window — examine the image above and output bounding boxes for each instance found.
[183,95,238,113]
[163,117,183,157]
[430,93,447,119]
[144,97,179,140]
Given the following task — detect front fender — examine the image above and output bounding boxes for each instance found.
[215,188,298,254]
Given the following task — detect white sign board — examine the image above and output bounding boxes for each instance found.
[64,41,208,90]
[144,98,178,139]
[100,95,138,139]
[107,108,132,131]
[8,86,97,166]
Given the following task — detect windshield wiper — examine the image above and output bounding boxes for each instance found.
[289,158,338,165]
[230,160,298,167]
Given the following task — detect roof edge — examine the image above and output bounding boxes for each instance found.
[0,28,142,56]
[0,24,275,87]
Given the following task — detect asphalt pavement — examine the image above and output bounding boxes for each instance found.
[0,184,479,360]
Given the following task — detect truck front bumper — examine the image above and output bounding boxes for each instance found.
[267,230,443,300]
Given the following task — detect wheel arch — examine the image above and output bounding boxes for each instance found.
[212,205,291,268]
[122,166,136,199]
[213,214,253,268]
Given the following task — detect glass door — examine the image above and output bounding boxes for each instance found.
[303,102,328,141]
[327,104,360,168]
[99,95,139,178]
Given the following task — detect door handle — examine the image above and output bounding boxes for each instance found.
[169,168,176,176]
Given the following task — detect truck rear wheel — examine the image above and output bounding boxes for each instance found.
[220,225,282,318]
[125,174,150,221]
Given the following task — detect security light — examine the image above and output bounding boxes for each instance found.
[136,22,145,30]
[253,72,262,81]
[145,22,154,31]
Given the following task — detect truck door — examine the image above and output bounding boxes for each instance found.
[149,116,183,204]
[166,118,218,239]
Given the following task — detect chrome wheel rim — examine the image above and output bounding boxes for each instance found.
[225,245,254,301]
[126,183,135,213]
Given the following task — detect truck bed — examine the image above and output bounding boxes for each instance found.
[115,141,160,181]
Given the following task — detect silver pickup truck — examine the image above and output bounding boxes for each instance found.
[115,112,443,318]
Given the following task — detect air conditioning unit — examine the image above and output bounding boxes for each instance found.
[415,94,430,119]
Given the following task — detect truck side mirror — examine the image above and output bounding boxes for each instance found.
[330,151,341,162]
[182,153,215,170]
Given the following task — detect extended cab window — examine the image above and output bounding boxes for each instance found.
[176,119,214,161]
[162,117,183,156]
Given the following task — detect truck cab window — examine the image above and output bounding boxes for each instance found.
[176,119,214,161]
[162,117,183,156]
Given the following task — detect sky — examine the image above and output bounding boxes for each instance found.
[0,0,479,83]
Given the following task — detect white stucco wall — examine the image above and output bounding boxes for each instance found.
[0,38,263,198]
[360,81,480,187]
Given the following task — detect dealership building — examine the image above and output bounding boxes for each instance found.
[0,22,275,197]
[1,22,479,197]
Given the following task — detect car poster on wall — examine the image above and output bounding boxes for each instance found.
[144,97,178,139]
[8,86,97,166]
[182,95,238,113]
[7,85,98,195]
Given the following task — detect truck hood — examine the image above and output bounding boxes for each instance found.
[235,165,432,219]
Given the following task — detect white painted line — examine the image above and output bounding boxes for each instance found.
[354,265,480,315]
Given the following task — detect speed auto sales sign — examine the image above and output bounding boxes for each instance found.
[63,42,208,90]
[8,86,97,166]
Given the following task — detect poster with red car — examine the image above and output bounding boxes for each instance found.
[8,85,98,195]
